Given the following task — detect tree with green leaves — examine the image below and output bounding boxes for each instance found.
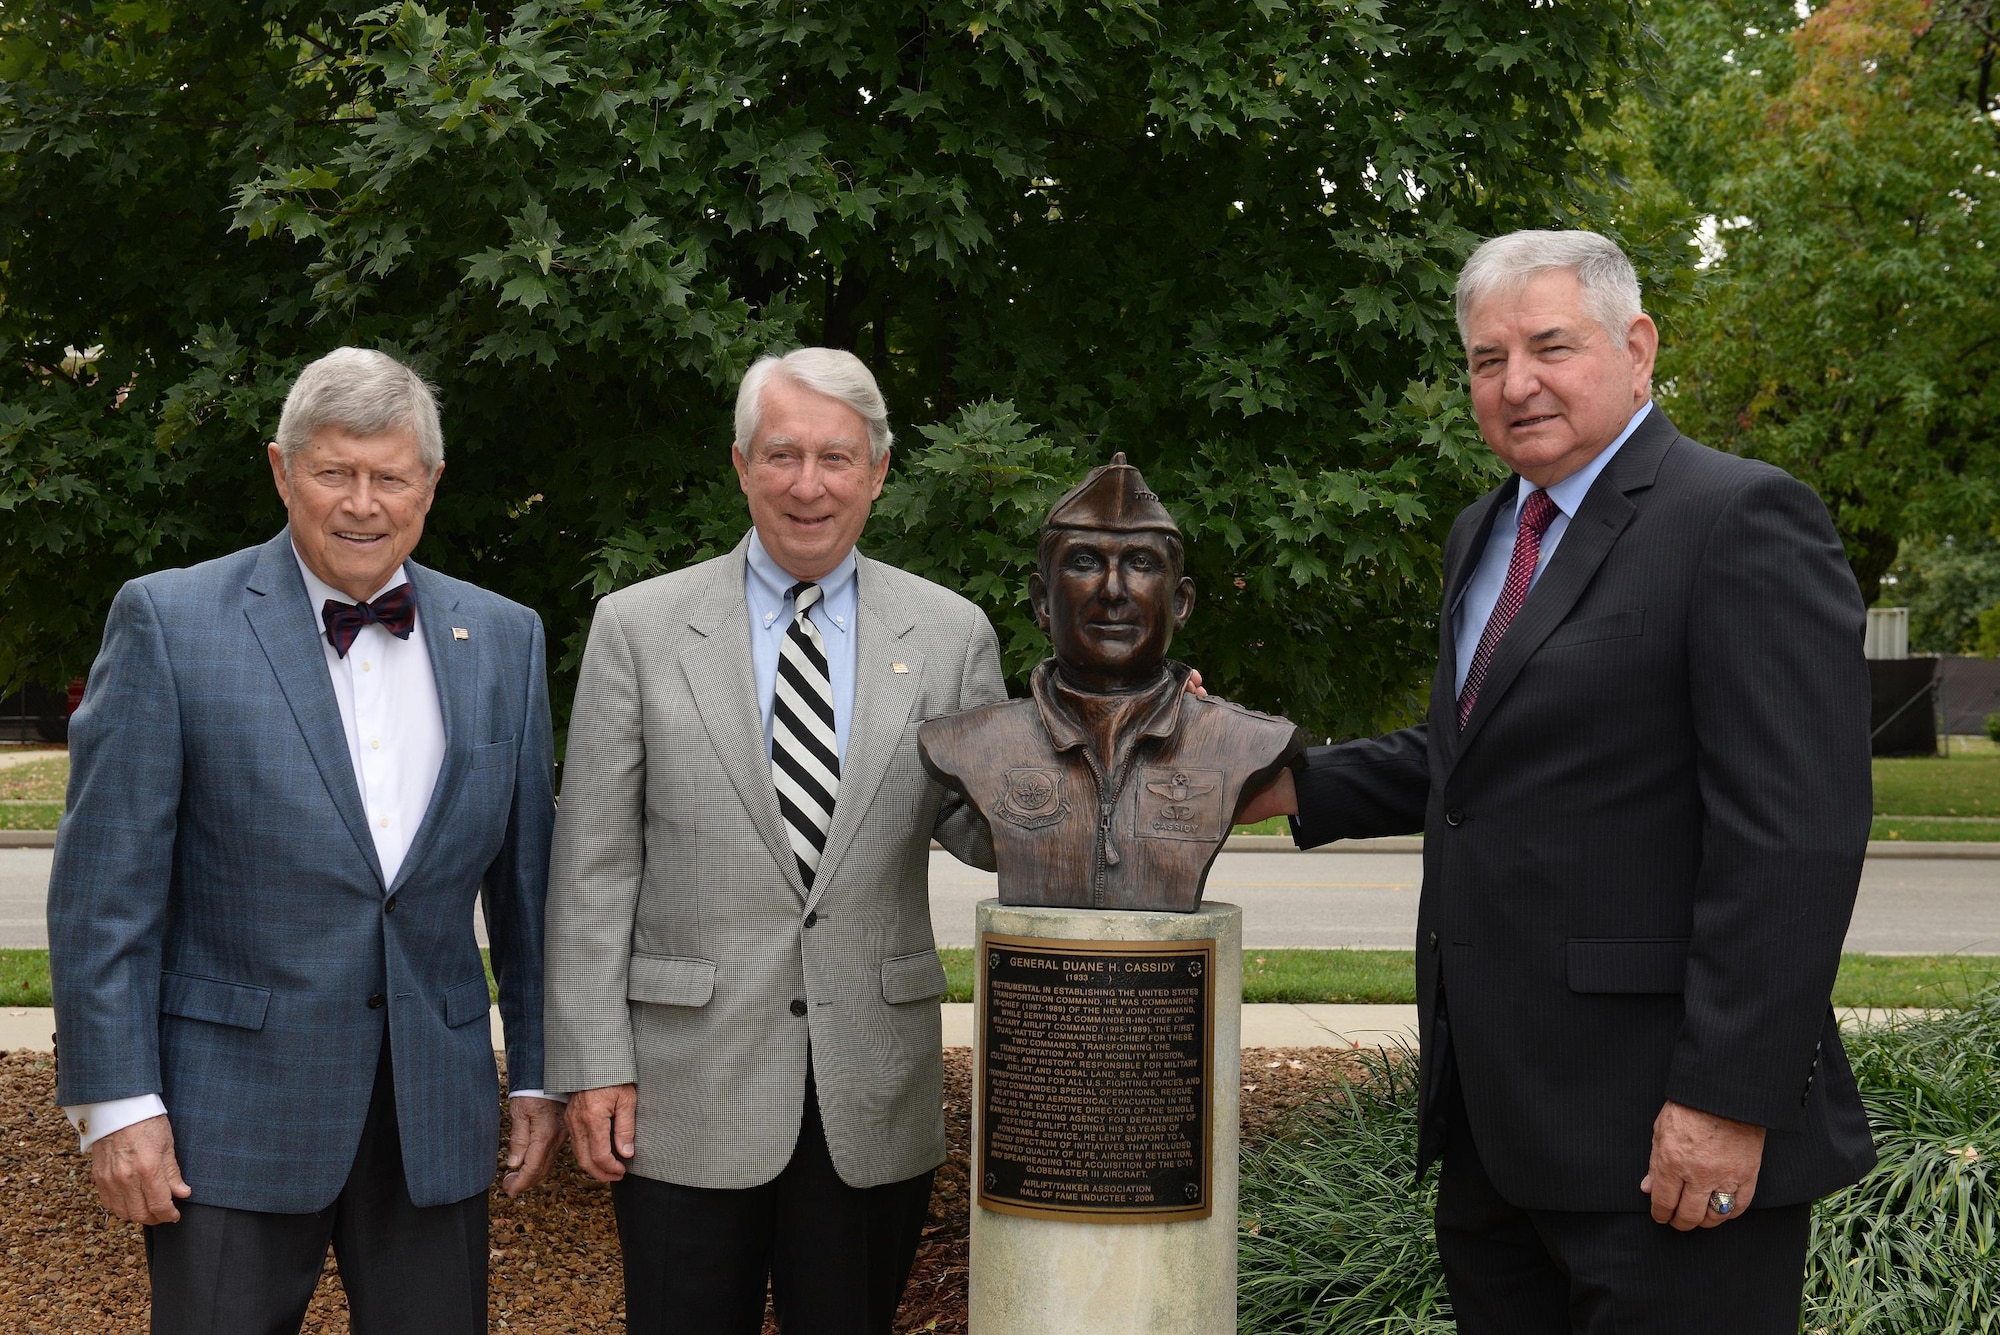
[1629,0,2000,601]
[3,0,1646,739]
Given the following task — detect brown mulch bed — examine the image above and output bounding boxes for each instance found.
[0,1046,1367,1333]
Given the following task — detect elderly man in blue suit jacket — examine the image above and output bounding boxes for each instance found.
[47,347,564,1334]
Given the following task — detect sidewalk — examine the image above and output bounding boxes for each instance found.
[0,1004,1925,1056]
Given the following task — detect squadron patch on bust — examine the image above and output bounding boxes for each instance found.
[1133,767,1225,842]
[996,767,1069,830]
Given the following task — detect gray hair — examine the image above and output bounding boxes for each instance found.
[733,348,893,463]
[274,347,445,473]
[1454,230,1644,348]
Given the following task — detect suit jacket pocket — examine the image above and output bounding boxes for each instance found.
[159,971,272,1031]
[471,737,516,769]
[444,975,491,1027]
[1541,609,1644,649]
[1567,937,1689,994]
[627,954,717,1007]
[881,949,947,1005]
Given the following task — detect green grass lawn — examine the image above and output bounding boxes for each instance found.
[1873,817,2000,841]
[11,947,1993,1011]
[939,947,1991,1008]
[1872,753,2000,817]
[0,803,63,831]
[0,756,68,802]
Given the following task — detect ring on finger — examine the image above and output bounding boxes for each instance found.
[1707,1190,1736,1216]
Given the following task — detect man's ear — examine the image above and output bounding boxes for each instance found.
[1028,572,1050,631]
[267,442,291,505]
[1172,575,1195,629]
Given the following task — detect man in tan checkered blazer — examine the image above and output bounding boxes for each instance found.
[544,348,1005,1335]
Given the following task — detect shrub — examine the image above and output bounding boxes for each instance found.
[1805,990,2000,1332]
[1238,1044,1452,1333]
[1240,991,2000,1333]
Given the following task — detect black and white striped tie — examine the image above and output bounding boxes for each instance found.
[772,581,839,888]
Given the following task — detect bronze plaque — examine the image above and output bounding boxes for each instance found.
[977,933,1214,1223]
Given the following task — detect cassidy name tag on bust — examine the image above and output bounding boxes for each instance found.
[1133,768,1226,842]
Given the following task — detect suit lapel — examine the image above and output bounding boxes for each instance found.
[1455,411,1675,753]
[389,561,470,893]
[242,531,385,888]
[1435,480,1517,771]
[809,556,922,909]
[682,541,802,892]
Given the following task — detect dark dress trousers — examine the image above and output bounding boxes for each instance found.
[1293,409,1878,1219]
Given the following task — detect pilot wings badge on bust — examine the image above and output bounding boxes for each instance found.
[1145,772,1216,803]
[996,767,1068,829]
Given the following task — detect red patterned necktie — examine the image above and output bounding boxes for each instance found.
[1456,489,1561,730]
[321,583,417,659]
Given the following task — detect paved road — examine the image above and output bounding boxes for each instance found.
[3,846,1995,954]
[925,849,2000,955]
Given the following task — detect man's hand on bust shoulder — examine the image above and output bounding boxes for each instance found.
[91,1114,192,1225]
[565,1084,637,1183]
[502,1096,569,1199]
[1179,666,1302,826]
[1236,768,1298,827]
[1641,1099,1766,1231]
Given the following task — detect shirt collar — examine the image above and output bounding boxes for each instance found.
[1030,659,1190,755]
[290,544,410,611]
[1517,400,1653,521]
[745,529,858,635]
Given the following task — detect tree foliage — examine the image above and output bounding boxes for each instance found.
[1630,0,2000,601]
[2,0,1645,739]
[1880,533,2000,653]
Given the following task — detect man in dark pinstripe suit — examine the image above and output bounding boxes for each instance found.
[1244,231,1876,1332]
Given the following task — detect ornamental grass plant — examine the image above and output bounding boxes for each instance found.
[1804,989,2000,1332]
[1238,990,2000,1333]
[1237,1043,1452,1333]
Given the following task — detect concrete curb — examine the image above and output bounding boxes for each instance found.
[0,1004,1936,1057]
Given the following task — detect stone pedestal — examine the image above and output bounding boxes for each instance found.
[970,899,1242,1335]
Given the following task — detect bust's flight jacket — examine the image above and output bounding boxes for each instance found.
[920,660,1305,911]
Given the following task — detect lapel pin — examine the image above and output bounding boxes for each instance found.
[452,627,470,641]
[891,662,909,674]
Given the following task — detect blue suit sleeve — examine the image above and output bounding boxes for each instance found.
[481,612,556,1092]
[47,580,183,1105]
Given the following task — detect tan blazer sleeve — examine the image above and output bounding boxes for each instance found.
[543,597,648,1093]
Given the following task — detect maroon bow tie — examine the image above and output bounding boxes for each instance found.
[321,584,417,658]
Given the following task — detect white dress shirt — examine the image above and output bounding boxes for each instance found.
[1451,402,1653,696]
[68,552,546,1152]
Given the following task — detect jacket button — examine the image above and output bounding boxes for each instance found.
[789,999,808,1018]
[1428,931,1439,951]
[367,994,386,1010]
[804,911,818,929]
[384,896,398,915]
[1444,810,1464,827]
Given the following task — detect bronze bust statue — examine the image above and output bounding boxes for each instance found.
[919,453,1306,912]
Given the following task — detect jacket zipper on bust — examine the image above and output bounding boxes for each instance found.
[1088,744,1145,908]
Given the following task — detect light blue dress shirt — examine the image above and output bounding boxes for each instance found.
[1451,402,1654,696]
[746,530,859,763]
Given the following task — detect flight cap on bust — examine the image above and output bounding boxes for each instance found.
[1042,452,1179,536]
